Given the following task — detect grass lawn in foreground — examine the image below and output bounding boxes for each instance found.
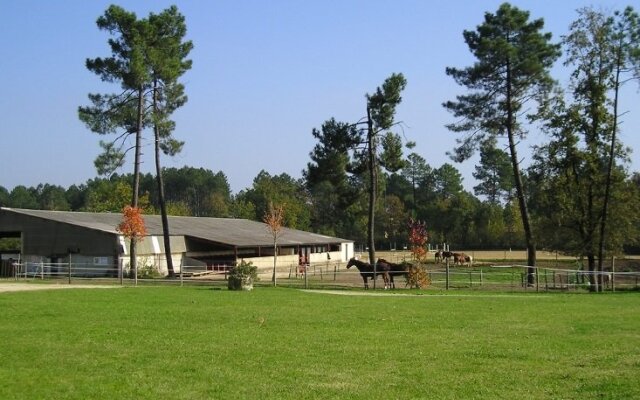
[0,286,638,399]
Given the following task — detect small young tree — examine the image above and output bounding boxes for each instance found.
[406,218,430,289]
[263,202,284,286]
[116,205,147,285]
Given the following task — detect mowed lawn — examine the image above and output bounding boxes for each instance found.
[0,286,639,399]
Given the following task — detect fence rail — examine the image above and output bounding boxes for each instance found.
[2,260,639,292]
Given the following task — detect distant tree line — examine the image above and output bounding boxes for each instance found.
[3,3,640,269]
[2,163,638,254]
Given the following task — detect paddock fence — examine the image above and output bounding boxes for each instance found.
[3,257,640,292]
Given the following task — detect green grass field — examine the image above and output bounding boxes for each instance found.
[1,286,639,399]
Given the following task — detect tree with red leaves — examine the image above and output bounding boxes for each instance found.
[117,206,147,283]
[407,218,428,262]
[406,218,430,288]
[264,202,285,286]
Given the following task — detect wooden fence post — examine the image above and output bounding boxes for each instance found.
[446,258,450,290]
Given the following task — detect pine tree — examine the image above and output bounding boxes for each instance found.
[444,3,560,283]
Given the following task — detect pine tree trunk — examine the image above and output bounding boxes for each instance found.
[130,85,144,285]
[505,59,536,285]
[366,107,377,288]
[272,241,277,286]
[597,45,622,290]
[153,80,175,278]
[587,254,598,291]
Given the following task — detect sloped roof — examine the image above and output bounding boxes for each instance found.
[0,208,351,248]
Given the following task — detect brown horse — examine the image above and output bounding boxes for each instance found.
[377,258,411,289]
[452,253,472,266]
[452,252,465,265]
[346,258,390,289]
[464,254,473,265]
[434,250,443,263]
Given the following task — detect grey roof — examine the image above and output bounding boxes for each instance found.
[1,208,350,248]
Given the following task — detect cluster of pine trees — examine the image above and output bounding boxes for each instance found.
[2,4,640,282]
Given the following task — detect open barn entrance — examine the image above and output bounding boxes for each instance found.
[0,231,21,277]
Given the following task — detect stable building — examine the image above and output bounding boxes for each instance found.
[0,207,354,277]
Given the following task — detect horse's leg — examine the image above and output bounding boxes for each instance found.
[362,275,369,289]
[383,272,390,290]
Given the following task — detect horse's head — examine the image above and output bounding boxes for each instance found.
[346,257,356,269]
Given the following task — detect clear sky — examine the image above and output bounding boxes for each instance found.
[1,0,638,195]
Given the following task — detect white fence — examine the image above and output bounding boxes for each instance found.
[3,260,640,292]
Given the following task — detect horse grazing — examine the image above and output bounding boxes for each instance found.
[441,251,453,263]
[450,252,463,265]
[455,253,473,266]
[434,250,442,264]
[346,258,390,289]
[377,258,411,289]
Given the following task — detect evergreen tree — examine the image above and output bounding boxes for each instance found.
[79,5,150,277]
[402,152,432,218]
[146,6,193,277]
[472,137,513,204]
[304,118,361,237]
[80,5,192,278]
[531,7,640,290]
[444,3,560,283]
[363,74,407,273]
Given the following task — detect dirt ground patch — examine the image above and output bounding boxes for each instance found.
[372,249,578,261]
[0,283,119,293]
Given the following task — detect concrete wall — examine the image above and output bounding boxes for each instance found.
[243,246,352,280]
[119,235,186,276]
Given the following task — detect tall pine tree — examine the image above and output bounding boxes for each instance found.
[444,3,560,283]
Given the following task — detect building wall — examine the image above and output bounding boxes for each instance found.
[119,253,184,276]
[1,210,355,279]
[342,242,354,261]
[119,235,186,276]
[243,247,352,280]
[0,213,119,257]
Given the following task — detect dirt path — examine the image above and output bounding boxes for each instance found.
[0,283,119,293]
[300,289,550,298]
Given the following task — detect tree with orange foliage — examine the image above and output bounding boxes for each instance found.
[117,206,147,283]
[408,218,428,262]
[406,218,430,288]
[263,202,284,286]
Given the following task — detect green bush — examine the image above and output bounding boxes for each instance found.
[228,260,258,290]
[126,257,162,279]
[137,264,162,279]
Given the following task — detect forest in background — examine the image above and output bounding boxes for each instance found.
[1,162,638,254]
[2,3,640,266]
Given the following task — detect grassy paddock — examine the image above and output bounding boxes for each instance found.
[1,286,639,399]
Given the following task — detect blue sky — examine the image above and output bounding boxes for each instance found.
[1,0,638,195]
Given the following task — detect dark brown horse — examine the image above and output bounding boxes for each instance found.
[377,258,411,289]
[346,258,390,289]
